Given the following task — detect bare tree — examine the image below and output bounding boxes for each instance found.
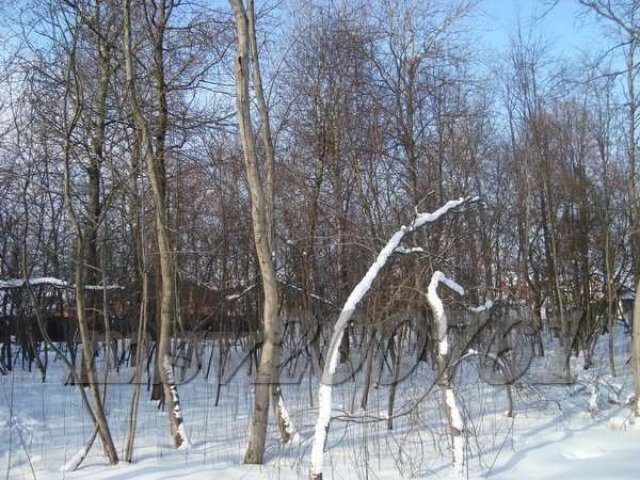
[123,0,189,448]
[310,196,477,480]
[228,0,286,464]
[38,0,120,464]
[576,0,640,411]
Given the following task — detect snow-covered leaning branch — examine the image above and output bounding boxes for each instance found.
[309,196,478,480]
[426,271,465,474]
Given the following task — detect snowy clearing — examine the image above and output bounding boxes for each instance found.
[1,329,639,479]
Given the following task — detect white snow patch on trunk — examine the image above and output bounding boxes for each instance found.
[428,271,464,356]
[163,355,191,448]
[276,390,300,444]
[440,336,449,356]
[61,446,87,473]
[446,388,464,473]
[427,271,467,475]
[310,384,332,477]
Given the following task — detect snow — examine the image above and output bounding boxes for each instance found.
[427,271,465,356]
[485,415,640,479]
[394,246,426,254]
[277,281,338,308]
[274,388,300,444]
[310,384,332,477]
[0,277,69,289]
[61,445,89,473]
[0,277,123,291]
[225,284,256,302]
[84,285,124,291]
[3,243,640,478]
[310,198,477,478]
[2,331,640,479]
[339,197,473,316]
[445,388,464,474]
[162,355,190,449]
[440,336,450,356]
[427,271,467,474]
[412,196,479,229]
[469,299,494,313]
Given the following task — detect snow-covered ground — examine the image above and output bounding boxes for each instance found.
[2,330,640,479]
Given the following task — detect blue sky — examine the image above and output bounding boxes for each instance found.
[474,0,606,60]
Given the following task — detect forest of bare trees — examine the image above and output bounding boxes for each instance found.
[2,0,640,477]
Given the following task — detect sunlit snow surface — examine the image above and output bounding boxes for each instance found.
[1,328,640,479]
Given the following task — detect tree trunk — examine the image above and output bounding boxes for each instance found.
[633,279,640,417]
[125,270,148,462]
[360,329,376,409]
[123,0,188,449]
[386,324,405,430]
[229,0,283,464]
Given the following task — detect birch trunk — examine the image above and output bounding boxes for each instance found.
[228,0,283,463]
[59,18,118,463]
[123,0,188,449]
[245,0,297,445]
[386,325,404,430]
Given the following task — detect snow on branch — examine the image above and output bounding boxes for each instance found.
[425,271,466,474]
[0,277,124,291]
[411,196,479,230]
[225,283,256,301]
[84,284,124,291]
[427,271,464,356]
[468,299,494,313]
[429,271,465,297]
[0,277,69,289]
[61,428,98,472]
[278,281,339,309]
[394,246,426,255]
[309,196,478,480]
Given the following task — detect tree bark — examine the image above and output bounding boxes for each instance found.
[228,0,283,464]
[58,13,118,464]
[123,0,188,449]
[633,279,640,417]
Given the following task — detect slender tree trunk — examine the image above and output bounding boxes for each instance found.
[66,160,118,466]
[245,0,297,444]
[229,0,282,463]
[633,279,640,417]
[386,324,405,430]
[605,234,616,376]
[123,0,188,448]
[125,271,148,462]
[58,19,118,463]
[128,129,144,366]
[246,0,274,243]
[360,329,376,409]
[540,188,568,376]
